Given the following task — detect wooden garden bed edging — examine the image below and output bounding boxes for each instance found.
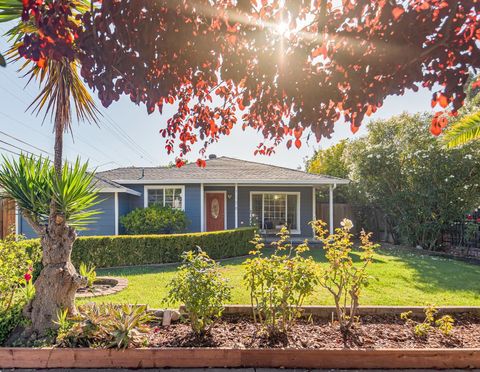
[181,304,480,318]
[1,347,480,369]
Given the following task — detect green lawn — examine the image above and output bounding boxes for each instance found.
[80,245,480,308]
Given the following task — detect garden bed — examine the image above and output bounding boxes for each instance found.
[2,307,480,369]
[75,276,128,298]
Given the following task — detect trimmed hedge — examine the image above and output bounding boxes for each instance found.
[23,228,255,268]
[71,227,255,268]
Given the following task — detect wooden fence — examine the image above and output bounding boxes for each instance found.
[317,203,390,241]
[0,198,15,239]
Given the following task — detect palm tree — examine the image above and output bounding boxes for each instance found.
[0,0,100,334]
[443,111,480,148]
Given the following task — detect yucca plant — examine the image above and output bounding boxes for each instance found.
[443,111,480,148]
[0,155,100,333]
[0,0,101,334]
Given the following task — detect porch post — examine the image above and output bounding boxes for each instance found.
[329,184,334,235]
[15,202,19,236]
[235,183,238,228]
[312,187,316,238]
[200,182,204,232]
[114,192,119,236]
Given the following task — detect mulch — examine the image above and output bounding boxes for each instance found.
[147,313,480,349]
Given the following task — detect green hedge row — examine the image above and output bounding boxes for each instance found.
[25,228,255,268]
[70,227,256,268]
[69,227,255,268]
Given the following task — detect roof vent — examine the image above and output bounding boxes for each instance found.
[208,154,217,159]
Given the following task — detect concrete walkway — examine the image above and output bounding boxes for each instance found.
[2,369,478,371]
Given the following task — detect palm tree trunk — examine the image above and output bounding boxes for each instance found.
[25,81,87,335]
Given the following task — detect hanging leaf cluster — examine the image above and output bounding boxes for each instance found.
[15,0,480,161]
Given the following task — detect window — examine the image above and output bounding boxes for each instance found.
[250,192,300,233]
[145,186,184,209]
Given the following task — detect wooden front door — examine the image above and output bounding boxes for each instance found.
[205,192,225,231]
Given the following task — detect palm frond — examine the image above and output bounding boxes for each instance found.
[27,59,100,131]
[443,111,480,148]
[0,0,100,130]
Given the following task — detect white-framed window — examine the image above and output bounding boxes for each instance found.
[144,186,185,210]
[250,192,301,234]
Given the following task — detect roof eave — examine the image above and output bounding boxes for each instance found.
[97,187,142,196]
[109,179,350,185]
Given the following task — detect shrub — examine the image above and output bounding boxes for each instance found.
[166,249,231,336]
[0,300,25,345]
[120,205,189,235]
[70,227,255,268]
[56,303,154,349]
[401,305,455,337]
[312,219,378,337]
[0,234,41,311]
[244,227,318,336]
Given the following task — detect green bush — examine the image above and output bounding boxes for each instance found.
[120,205,189,234]
[244,227,318,336]
[0,300,25,345]
[23,228,255,268]
[70,227,255,268]
[166,250,231,336]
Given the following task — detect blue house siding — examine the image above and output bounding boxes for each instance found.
[204,186,235,230]
[237,186,314,236]
[19,192,117,238]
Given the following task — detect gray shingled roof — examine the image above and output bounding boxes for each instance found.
[98,156,349,185]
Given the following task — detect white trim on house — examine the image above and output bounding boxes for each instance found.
[249,191,301,235]
[200,183,204,232]
[234,183,238,229]
[312,187,316,238]
[114,192,119,236]
[143,185,186,210]
[99,187,141,196]
[204,190,227,231]
[15,202,19,236]
[111,179,349,185]
[329,184,336,235]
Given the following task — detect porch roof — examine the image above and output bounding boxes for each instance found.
[98,156,349,186]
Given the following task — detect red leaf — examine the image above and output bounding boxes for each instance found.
[175,158,186,168]
[350,123,360,134]
[438,94,449,109]
[196,158,206,168]
[392,6,405,20]
[294,139,301,149]
[286,139,292,149]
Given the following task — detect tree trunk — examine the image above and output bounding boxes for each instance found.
[24,103,86,335]
[25,222,86,334]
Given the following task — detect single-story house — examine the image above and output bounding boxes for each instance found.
[11,156,349,239]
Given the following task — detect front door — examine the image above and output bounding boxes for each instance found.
[205,192,225,231]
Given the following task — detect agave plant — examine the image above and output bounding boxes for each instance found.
[443,111,480,148]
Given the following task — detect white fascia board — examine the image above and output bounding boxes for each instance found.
[97,187,142,196]
[110,179,350,186]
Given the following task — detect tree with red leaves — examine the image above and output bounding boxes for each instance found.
[13,0,480,163]
[1,0,480,332]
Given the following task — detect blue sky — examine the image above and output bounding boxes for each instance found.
[0,29,435,171]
